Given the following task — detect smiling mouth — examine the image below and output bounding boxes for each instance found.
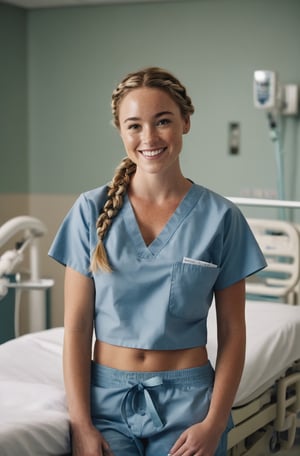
[139,148,166,157]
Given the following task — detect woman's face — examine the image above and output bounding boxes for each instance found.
[118,87,190,177]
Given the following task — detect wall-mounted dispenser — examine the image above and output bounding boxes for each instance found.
[253,70,298,115]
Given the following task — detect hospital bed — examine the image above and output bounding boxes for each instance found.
[0,214,300,456]
[221,213,300,455]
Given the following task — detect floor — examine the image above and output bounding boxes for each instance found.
[277,432,300,455]
[277,444,300,455]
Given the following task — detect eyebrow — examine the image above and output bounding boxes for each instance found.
[123,111,175,123]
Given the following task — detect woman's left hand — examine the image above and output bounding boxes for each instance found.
[168,420,221,456]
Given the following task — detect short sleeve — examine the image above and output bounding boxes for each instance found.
[214,205,267,290]
[48,193,94,277]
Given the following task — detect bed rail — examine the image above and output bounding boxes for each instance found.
[275,369,300,450]
[227,197,300,210]
[246,218,300,303]
[228,364,300,455]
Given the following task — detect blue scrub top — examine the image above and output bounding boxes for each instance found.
[49,183,267,350]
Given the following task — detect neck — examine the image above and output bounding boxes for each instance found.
[129,171,192,204]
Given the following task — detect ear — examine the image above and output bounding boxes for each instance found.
[183,116,191,135]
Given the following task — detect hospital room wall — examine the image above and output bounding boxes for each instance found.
[0,0,300,331]
[0,5,29,216]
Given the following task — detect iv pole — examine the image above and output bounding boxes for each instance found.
[267,112,286,220]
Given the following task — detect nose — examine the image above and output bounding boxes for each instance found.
[141,124,158,144]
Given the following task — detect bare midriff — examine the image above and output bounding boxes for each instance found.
[93,340,208,372]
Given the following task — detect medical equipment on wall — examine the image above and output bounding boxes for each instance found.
[254,70,298,115]
[0,216,54,337]
[253,70,299,219]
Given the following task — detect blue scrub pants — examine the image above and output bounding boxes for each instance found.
[91,361,232,456]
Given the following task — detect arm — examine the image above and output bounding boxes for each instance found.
[169,279,246,456]
[63,266,112,456]
[206,279,246,432]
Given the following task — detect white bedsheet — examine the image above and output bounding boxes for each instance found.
[0,300,300,455]
[0,328,69,456]
[207,300,300,406]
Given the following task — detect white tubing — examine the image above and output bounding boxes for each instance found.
[0,216,46,248]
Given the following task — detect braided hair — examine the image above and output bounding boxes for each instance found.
[90,67,194,272]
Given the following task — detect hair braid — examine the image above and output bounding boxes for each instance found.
[90,157,136,272]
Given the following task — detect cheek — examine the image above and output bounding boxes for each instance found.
[170,132,183,149]
[120,132,137,151]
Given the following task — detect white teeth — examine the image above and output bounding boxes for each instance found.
[141,149,164,157]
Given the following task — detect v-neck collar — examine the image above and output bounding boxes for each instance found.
[122,184,201,258]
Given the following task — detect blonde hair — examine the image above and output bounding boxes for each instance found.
[90,67,194,273]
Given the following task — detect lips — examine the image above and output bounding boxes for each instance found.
[140,148,165,157]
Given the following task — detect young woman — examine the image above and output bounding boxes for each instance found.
[49,67,266,456]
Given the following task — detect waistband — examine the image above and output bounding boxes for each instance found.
[91,361,214,388]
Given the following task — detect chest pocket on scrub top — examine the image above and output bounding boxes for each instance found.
[169,262,220,321]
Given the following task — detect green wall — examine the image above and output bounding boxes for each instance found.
[0,4,28,193]
[1,0,300,203]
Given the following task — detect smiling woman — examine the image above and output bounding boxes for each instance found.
[118,87,190,178]
[48,66,267,456]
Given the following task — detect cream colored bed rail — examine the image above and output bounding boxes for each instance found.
[227,197,300,210]
[275,370,300,449]
[246,218,300,302]
[228,366,300,455]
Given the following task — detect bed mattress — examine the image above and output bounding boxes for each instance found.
[0,327,69,456]
[207,300,300,407]
[0,300,300,455]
